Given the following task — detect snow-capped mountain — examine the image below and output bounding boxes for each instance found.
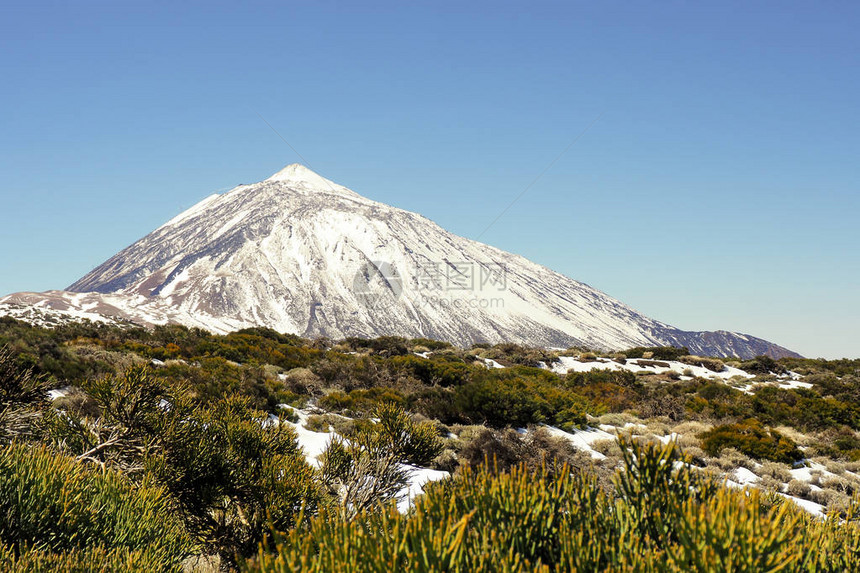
[1,164,799,358]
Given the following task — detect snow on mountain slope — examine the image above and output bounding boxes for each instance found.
[2,164,798,358]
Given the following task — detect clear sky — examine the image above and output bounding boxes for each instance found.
[1,1,857,358]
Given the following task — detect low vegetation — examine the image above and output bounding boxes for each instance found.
[1,316,860,570]
[248,439,860,572]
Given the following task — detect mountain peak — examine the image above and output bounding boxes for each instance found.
[58,165,800,359]
[263,163,361,199]
[266,163,325,184]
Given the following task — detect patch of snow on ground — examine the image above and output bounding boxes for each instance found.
[790,462,834,483]
[780,494,825,517]
[726,471,824,517]
[542,425,613,460]
[734,467,760,485]
[778,379,814,390]
[396,465,450,512]
[281,407,450,512]
[550,356,755,381]
[47,387,70,400]
[282,407,336,467]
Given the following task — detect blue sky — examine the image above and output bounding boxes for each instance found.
[1,1,857,358]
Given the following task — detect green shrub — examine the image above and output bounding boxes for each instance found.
[246,438,859,572]
[45,365,320,563]
[364,402,443,466]
[146,395,320,561]
[0,544,180,573]
[408,338,453,351]
[318,387,405,416]
[453,372,595,430]
[700,419,804,463]
[0,444,190,571]
[624,346,690,361]
[0,345,49,442]
[316,404,442,517]
[740,355,785,375]
[318,435,409,517]
[389,354,472,387]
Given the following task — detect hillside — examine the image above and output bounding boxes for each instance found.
[0,318,857,570]
[2,165,799,359]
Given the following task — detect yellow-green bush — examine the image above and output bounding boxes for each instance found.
[0,444,191,572]
[365,402,443,466]
[246,438,860,572]
[146,395,321,560]
[0,543,179,573]
[452,371,597,430]
[318,387,406,416]
[700,418,804,463]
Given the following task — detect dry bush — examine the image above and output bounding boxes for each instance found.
[671,432,701,449]
[450,424,487,443]
[637,394,686,421]
[809,470,823,487]
[304,413,355,435]
[431,425,480,474]
[52,387,99,418]
[711,447,754,471]
[181,554,221,572]
[595,412,638,428]
[679,355,725,373]
[681,445,706,458]
[821,476,856,496]
[529,427,591,468]
[681,445,708,466]
[703,460,726,475]
[591,438,622,458]
[727,377,753,389]
[263,364,282,379]
[757,475,783,492]
[644,420,671,436]
[826,461,847,475]
[757,462,793,483]
[773,425,815,447]
[283,367,323,396]
[456,427,588,477]
[432,449,459,473]
[304,415,331,433]
[71,344,144,371]
[786,479,811,498]
[672,420,713,437]
[809,487,849,509]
